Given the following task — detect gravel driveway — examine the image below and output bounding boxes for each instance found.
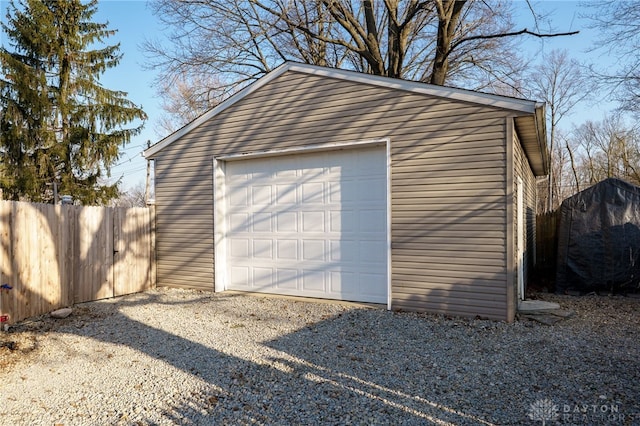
[0,288,638,425]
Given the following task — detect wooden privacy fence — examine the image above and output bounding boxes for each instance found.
[0,201,155,324]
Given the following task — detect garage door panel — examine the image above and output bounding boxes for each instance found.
[276,184,297,204]
[252,213,272,232]
[224,145,387,304]
[328,181,342,202]
[361,179,387,201]
[360,240,387,263]
[277,239,298,260]
[230,266,249,287]
[301,240,325,261]
[230,239,249,258]
[229,213,250,233]
[229,187,249,206]
[276,212,297,232]
[252,185,273,205]
[302,182,324,203]
[302,211,325,232]
[302,270,326,292]
[359,210,386,231]
[253,239,273,259]
[330,210,353,232]
[330,240,355,261]
[330,271,355,294]
[253,267,274,288]
[361,273,387,299]
[276,269,298,289]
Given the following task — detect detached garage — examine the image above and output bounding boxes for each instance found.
[144,62,548,322]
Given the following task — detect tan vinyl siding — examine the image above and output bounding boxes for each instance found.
[390,114,508,319]
[153,156,213,289]
[513,131,538,294]
[151,70,521,319]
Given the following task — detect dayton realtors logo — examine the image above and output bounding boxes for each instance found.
[527,398,634,424]
[528,399,559,425]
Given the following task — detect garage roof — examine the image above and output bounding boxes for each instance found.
[144,62,548,175]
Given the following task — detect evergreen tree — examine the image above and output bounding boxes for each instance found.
[0,0,146,204]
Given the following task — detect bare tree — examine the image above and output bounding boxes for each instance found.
[537,130,581,212]
[156,72,226,135]
[144,0,577,124]
[112,182,147,208]
[585,1,640,117]
[564,134,580,194]
[524,49,591,210]
[569,114,640,188]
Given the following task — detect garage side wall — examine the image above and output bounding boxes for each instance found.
[153,153,214,289]
[151,70,516,318]
[391,117,510,320]
[513,131,537,296]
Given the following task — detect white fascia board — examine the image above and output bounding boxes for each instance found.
[287,63,538,114]
[144,62,292,159]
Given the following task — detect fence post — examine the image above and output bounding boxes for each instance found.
[150,204,157,289]
[0,201,14,325]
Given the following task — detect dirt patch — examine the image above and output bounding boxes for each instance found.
[0,305,108,372]
[0,329,41,372]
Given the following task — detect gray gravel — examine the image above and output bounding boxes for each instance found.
[0,288,638,425]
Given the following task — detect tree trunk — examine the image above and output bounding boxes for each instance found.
[362,0,385,75]
[548,110,556,212]
[566,139,580,193]
[430,0,466,85]
[387,1,401,78]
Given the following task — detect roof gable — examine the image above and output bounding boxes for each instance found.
[144,62,547,175]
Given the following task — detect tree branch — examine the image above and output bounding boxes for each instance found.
[451,28,579,54]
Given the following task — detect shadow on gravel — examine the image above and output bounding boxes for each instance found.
[51,292,281,423]
[43,292,639,425]
[264,309,500,425]
[45,292,498,425]
[49,294,498,424]
[264,303,640,426]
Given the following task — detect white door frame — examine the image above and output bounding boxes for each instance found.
[212,138,392,309]
[516,176,525,301]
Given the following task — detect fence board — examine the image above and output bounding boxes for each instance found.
[114,207,152,297]
[0,201,154,324]
[0,202,14,324]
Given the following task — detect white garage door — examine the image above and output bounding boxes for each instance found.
[224,145,387,304]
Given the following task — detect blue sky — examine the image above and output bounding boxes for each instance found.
[1,1,616,191]
[93,0,164,190]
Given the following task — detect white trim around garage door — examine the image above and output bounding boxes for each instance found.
[213,138,392,309]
